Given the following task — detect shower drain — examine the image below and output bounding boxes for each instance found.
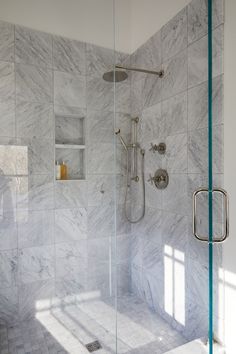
[85,340,102,352]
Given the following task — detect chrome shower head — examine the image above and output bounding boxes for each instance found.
[103,70,128,83]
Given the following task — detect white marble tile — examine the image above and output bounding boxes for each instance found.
[86,43,128,77]
[16,63,53,103]
[161,212,188,252]
[0,62,15,101]
[0,249,17,288]
[19,137,54,175]
[18,279,54,321]
[54,70,86,108]
[0,143,27,176]
[55,241,87,280]
[162,91,187,136]
[115,81,131,114]
[142,70,162,108]
[55,180,87,209]
[87,237,110,267]
[87,143,114,174]
[0,98,15,138]
[55,277,86,305]
[17,174,54,211]
[188,125,223,174]
[87,76,114,111]
[163,133,187,173]
[0,176,17,211]
[19,245,54,284]
[15,25,52,68]
[188,0,224,44]
[116,203,131,236]
[161,8,187,61]
[0,286,18,325]
[188,25,224,88]
[0,21,14,61]
[188,74,223,130]
[116,112,132,144]
[55,208,87,243]
[162,174,188,215]
[16,101,53,139]
[88,203,115,239]
[87,110,114,144]
[17,209,54,248]
[53,35,85,74]
[88,174,114,207]
[162,50,187,101]
[139,102,162,143]
[142,270,164,315]
[0,210,17,251]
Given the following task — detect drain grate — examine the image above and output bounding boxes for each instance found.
[85,340,102,352]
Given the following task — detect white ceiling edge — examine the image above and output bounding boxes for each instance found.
[0,0,190,54]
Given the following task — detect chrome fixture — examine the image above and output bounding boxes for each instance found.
[193,188,229,243]
[103,65,164,82]
[148,169,169,189]
[116,118,145,223]
[149,142,166,155]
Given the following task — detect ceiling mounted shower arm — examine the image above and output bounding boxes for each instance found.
[115,65,164,78]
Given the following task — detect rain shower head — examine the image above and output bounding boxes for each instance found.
[103,70,128,83]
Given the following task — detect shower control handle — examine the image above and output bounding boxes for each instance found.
[149,142,166,155]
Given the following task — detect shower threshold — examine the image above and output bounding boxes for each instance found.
[164,338,225,354]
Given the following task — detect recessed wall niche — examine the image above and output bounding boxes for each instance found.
[55,114,85,180]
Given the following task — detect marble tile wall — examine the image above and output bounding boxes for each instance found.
[129,0,224,342]
[0,20,131,325]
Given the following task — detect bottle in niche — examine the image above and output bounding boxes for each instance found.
[61,161,68,180]
[55,161,61,180]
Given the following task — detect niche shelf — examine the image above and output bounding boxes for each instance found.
[55,114,86,181]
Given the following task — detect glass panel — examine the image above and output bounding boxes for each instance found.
[0,1,118,353]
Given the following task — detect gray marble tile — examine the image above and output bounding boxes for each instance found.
[55,181,87,210]
[0,143,28,176]
[142,233,162,276]
[145,177,163,210]
[188,25,224,88]
[188,0,224,44]
[163,133,187,173]
[16,101,53,139]
[53,35,85,74]
[55,114,85,145]
[18,279,54,321]
[143,142,163,174]
[115,263,131,296]
[188,74,223,130]
[15,25,52,68]
[55,147,84,180]
[55,208,87,243]
[133,31,161,74]
[17,209,54,248]
[0,62,15,101]
[0,98,15,138]
[55,277,86,305]
[0,210,17,251]
[188,125,223,174]
[55,241,87,280]
[0,176,17,211]
[16,63,53,103]
[142,70,162,108]
[142,270,164,315]
[87,143,114,174]
[162,50,187,101]
[19,137,54,175]
[161,212,188,253]
[116,112,131,145]
[87,76,114,111]
[162,91,187,136]
[87,237,110,268]
[131,264,144,299]
[139,102,162,143]
[0,287,18,325]
[162,174,188,215]
[114,235,130,264]
[17,174,54,211]
[19,245,54,284]
[115,81,131,113]
[86,263,111,297]
[162,8,187,61]
[0,249,17,288]
[130,233,143,268]
[86,43,127,77]
[54,70,86,108]
[0,21,14,61]
[87,110,114,144]
[88,174,114,207]
[88,203,115,239]
[116,204,131,236]
[133,207,162,238]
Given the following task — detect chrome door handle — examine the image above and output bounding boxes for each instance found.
[193,188,229,243]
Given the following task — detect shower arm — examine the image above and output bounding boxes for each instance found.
[115,65,164,78]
